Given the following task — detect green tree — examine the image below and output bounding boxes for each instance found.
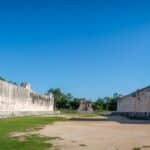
[48,88,74,110]
[48,88,119,112]
[104,93,120,111]
[69,98,81,110]
[0,76,17,85]
[48,88,82,110]
[0,76,6,81]
[92,98,104,111]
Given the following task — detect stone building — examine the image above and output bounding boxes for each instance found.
[78,100,93,113]
[117,86,150,118]
[0,80,54,118]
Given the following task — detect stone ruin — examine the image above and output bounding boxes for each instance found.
[78,100,93,113]
[20,82,31,91]
[0,80,54,118]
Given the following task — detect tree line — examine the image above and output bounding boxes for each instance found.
[48,88,121,111]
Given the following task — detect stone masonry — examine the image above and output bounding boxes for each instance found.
[0,80,54,118]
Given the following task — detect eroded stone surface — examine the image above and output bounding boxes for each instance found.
[0,80,54,117]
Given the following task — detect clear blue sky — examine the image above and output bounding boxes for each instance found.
[0,0,150,100]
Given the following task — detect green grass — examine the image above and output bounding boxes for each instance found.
[0,116,65,150]
[61,112,101,118]
[132,147,141,150]
[79,144,87,147]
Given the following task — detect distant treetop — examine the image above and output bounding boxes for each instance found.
[0,76,6,81]
[0,76,17,85]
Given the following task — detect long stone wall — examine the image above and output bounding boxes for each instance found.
[117,87,150,113]
[0,80,54,117]
[117,87,150,119]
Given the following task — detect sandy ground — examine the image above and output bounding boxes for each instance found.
[37,117,150,150]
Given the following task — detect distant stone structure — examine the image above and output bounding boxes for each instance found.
[117,86,150,118]
[0,80,54,118]
[20,82,31,91]
[78,100,93,113]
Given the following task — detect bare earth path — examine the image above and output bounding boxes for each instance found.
[37,117,150,150]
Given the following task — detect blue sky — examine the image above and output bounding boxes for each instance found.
[0,0,150,99]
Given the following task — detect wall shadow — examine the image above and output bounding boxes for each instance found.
[69,115,150,124]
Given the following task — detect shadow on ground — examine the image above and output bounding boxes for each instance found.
[69,115,150,124]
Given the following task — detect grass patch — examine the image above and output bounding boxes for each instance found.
[0,116,65,150]
[133,147,141,150]
[12,134,57,149]
[62,112,101,118]
[79,144,87,147]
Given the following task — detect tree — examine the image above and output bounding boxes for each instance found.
[104,93,120,111]
[0,76,17,85]
[48,88,65,109]
[92,98,104,111]
[48,88,119,112]
[48,88,75,110]
[0,76,6,81]
[48,88,82,110]
[69,98,81,110]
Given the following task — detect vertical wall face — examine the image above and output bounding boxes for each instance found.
[0,80,54,112]
[117,95,136,112]
[117,88,150,112]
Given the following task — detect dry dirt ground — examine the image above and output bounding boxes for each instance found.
[37,116,150,150]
